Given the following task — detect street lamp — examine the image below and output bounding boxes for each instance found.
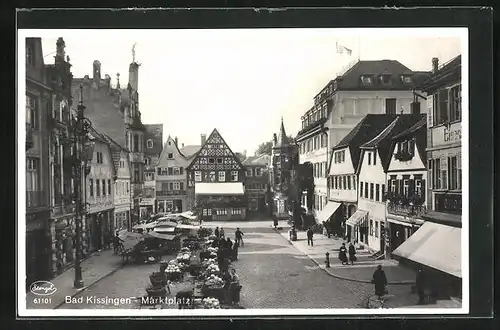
[72,84,94,289]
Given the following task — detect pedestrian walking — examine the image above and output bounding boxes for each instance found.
[372,265,388,299]
[306,227,314,246]
[235,227,244,247]
[220,227,225,239]
[232,241,239,261]
[214,227,220,238]
[415,268,426,305]
[339,243,348,265]
[226,237,233,250]
[348,242,357,265]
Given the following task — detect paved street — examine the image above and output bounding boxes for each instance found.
[56,220,382,309]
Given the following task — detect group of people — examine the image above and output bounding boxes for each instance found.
[338,242,357,265]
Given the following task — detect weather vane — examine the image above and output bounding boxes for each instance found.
[132,42,137,62]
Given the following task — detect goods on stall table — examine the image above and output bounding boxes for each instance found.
[176,252,191,263]
[207,247,218,253]
[206,264,220,274]
[202,297,221,309]
[165,263,183,281]
[204,274,224,288]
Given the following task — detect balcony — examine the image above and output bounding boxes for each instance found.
[156,190,186,197]
[51,203,76,218]
[387,202,427,218]
[26,191,46,209]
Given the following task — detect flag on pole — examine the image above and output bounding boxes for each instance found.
[336,42,352,56]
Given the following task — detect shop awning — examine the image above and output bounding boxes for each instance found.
[195,182,244,195]
[146,231,177,240]
[392,222,461,278]
[316,202,341,223]
[345,210,368,227]
[153,226,176,233]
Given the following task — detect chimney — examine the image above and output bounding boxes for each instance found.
[432,57,439,73]
[201,134,207,145]
[174,137,178,146]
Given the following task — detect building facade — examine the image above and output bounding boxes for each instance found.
[84,130,116,252]
[270,119,299,219]
[25,38,54,284]
[242,154,271,215]
[72,54,145,228]
[297,60,430,219]
[391,56,462,300]
[326,115,400,237]
[385,116,428,254]
[155,136,191,213]
[186,129,247,221]
[355,115,425,253]
[141,124,163,217]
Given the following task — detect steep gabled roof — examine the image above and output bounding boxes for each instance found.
[328,114,400,174]
[180,145,201,159]
[186,128,244,170]
[359,114,426,172]
[88,127,117,178]
[242,154,271,166]
[392,115,427,141]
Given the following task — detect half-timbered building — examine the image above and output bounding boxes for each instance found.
[186,129,246,221]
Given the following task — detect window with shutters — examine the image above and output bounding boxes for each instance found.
[101,179,106,196]
[448,155,459,190]
[360,181,364,197]
[173,182,180,190]
[334,177,338,189]
[194,171,202,182]
[450,85,462,122]
[403,179,409,197]
[347,176,351,190]
[415,176,423,196]
[376,184,380,201]
[391,178,397,194]
[365,182,369,198]
[343,176,347,190]
[218,171,226,182]
[369,183,374,200]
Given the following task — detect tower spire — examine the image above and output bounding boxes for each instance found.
[276,117,289,148]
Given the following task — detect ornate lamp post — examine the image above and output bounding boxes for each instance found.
[72,84,94,289]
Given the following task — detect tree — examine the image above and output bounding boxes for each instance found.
[255,135,296,155]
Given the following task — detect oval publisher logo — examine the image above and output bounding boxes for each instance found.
[30,281,57,296]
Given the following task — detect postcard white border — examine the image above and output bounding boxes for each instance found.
[18,27,469,317]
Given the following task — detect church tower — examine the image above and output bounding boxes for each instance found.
[270,118,298,219]
[124,43,146,208]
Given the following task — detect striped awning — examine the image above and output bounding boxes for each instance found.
[316,202,341,223]
[345,210,368,227]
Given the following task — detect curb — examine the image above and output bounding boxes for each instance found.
[274,228,414,285]
[54,261,126,309]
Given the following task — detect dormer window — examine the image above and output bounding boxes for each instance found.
[361,75,373,85]
[379,74,392,84]
[401,75,412,84]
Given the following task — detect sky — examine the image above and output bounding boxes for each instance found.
[35,28,464,155]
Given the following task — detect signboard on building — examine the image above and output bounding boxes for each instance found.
[434,193,462,214]
[431,122,462,147]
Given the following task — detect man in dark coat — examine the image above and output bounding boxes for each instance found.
[339,243,348,265]
[372,265,388,298]
[415,269,426,305]
[306,227,314,246]
[214,227,220,238]
[348,242,357,265]
[235,228,244,247]
[232,241,239,261]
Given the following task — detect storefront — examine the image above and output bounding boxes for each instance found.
[26,210,52,286]
[315,201,342,235]
[345,209,368,245]
[86,208,114,252]
[392,220,462,299]
[195,182,246,221]
[114,208,130,232]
